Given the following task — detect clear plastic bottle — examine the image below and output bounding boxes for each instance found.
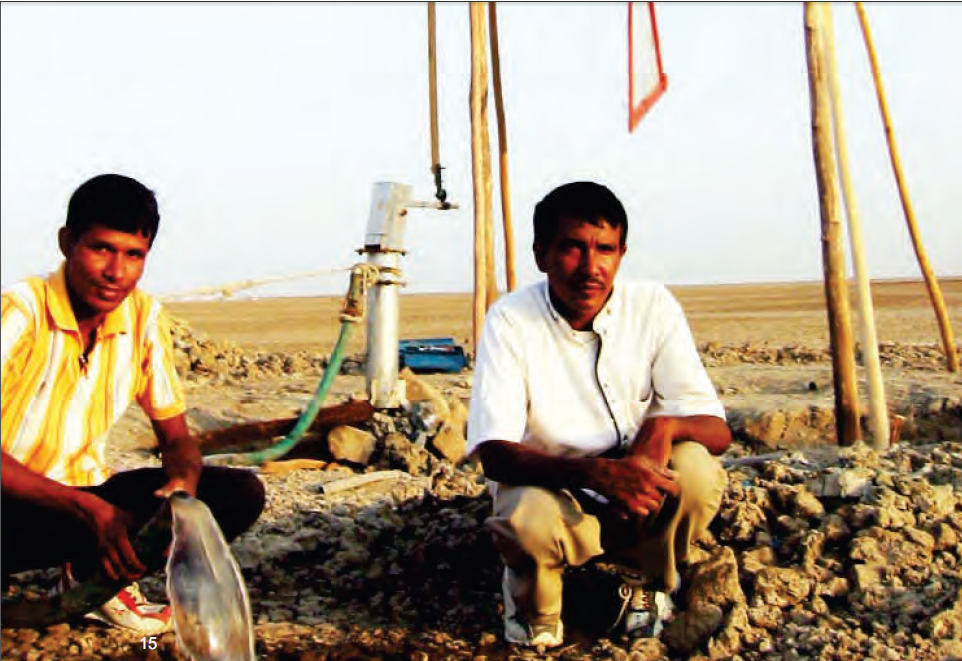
[166,491,256,661]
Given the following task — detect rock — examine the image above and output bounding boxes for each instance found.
[409,398,448,434]
[785,485,826,518]
[932,522,960,552]
[820,512,850,541]
[663,603,725,655]
[915,483,958,518]
[873,490,917,530]
[747,603,782,629]
[328,425,377,465]
[687,546,745,610]
[798,530,826,572]
[851,563,883,592]
[625,636,668,660]
[808,467,874,499]
[740,546,777,576]
[752,567,813,608]
[430,421,466,464]
[446,395,469,434]
[383,431,427,475]
[401,368,450,413]
[717,500,769,544]
[849,526,933,569]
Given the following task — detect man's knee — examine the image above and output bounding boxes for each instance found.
[487,486,569,562]
[671,442,727,511]
[197,467,265,541]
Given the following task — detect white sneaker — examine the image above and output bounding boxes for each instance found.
[85,582,172,635]
[504,616,564,650]
[501,567,564,650]
[617,580,674,638]
[56,565,172,635]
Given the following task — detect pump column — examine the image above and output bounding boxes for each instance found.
[361,182,411,409]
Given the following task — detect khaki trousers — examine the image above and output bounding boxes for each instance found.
[486,442,727,628]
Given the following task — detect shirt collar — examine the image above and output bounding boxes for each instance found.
[47,263,130,337]
[540,277,622,336]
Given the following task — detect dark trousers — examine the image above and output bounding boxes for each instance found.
[2,466,266,576]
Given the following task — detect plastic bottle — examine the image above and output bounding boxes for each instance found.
[166,491,256,661]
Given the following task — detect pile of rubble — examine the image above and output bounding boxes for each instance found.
[169,314,958,384]
[4,422,960,660]
[699,341,957,372]
[228,439,962,661]
[167,316,364,383]
[2,317,960,660]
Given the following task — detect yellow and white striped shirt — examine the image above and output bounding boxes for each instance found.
[1,265,185,487]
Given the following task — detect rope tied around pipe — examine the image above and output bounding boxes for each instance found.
[340,263,379,323]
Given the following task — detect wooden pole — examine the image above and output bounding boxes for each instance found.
[469,2,493,348]
[804,2,861,446]
[195,400,374,454]
[489,2,517,293]
[820,3,890,448]
[427,2,441,179]
[855,2,958,373]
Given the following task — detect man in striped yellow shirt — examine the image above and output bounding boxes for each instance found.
[2,174,265,634]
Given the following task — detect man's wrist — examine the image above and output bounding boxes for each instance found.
[70,489,107,528]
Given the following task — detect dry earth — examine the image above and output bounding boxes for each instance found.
[162,279,962,355]
[3,278,961,661]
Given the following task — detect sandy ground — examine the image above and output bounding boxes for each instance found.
[165,278,962,355]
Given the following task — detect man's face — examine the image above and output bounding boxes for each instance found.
[534,215,626,330]
[59,223,151,320]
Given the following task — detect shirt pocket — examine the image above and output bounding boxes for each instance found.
[622,391,654,443]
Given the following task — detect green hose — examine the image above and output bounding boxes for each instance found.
[203,322,355,467]
[203,264,374,468]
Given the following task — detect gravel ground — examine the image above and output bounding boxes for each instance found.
[3,322,960,661]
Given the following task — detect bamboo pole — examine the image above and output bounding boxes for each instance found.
[855,2,958,373]
[804,2,862,446]
[469,2,493,348]
[427,2,444,201]
[820,3,890,448]
[489,2,517,292]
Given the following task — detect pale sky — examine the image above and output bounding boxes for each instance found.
[2,2,960,297]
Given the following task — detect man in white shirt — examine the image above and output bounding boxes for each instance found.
[467,181,731,649]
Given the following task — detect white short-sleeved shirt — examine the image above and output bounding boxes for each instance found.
[466,278,725,459]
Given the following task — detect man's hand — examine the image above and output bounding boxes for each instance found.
[478,439,681,519]
[628,417,679,467]
[589,455,680,519]
[154,477,192,500]
[77,492,146,582]
[2,451,146,581]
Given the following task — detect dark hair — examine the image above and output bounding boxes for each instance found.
[66,174,160,245]
[533,181,628,247]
